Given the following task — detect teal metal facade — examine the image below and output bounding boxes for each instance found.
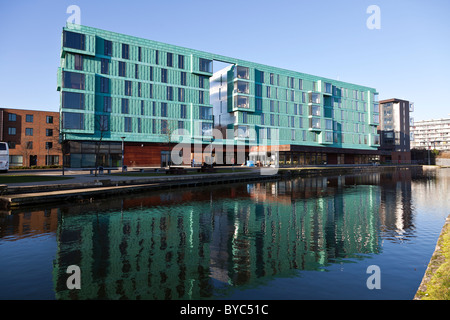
[57,23,380,166]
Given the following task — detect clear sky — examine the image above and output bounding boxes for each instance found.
[0,0,449,121]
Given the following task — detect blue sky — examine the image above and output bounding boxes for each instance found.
[0,0,449,121]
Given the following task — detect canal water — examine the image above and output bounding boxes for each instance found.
[0,167,448,300]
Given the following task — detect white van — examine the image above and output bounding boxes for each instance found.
[0,142,9,172]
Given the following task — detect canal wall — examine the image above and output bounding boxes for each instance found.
[0,171,278,209]
[414,214,450,300]
[0,164,423,210]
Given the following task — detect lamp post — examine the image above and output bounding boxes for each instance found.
[121,137,125,172]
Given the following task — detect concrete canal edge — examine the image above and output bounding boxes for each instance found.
[0,165,425,210]
[414,214,450,300]
[0,171,279,209]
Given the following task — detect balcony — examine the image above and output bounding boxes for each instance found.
[309,117,321,131]
[234,95,249,109]
[308,92,321,104]
[235,66,249,80]
[309,105,321,117]
[234,81,249,94]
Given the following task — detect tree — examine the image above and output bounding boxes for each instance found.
[93,115,109,176]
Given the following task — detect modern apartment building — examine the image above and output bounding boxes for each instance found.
[57,23,381,168]
[410,118,450,151]
[0,108,61,167]
[378,98,413,163]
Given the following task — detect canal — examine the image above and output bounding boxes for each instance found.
[0,167,448,300]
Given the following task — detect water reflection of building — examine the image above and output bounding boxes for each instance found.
[52,175,383,300]
[377,169,414,240]
[0,208,58,239]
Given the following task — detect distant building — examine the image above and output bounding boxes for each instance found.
[410,118,450,151]
[0,108,61,167]
[378,98,413,163]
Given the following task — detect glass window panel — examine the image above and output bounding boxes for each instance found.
[62,91,84,109]
[62,112,84,130]
[63,71,85,90]
[199,58,212,73]
[63,31,85,50]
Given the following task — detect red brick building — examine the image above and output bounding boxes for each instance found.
[0,108,62,167]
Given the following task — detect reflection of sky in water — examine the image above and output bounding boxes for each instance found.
[0,168,448,300]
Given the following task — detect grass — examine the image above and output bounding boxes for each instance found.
[416,220,450,300]
[0,175,73,184]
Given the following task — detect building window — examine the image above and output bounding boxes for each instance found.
[178,87,185,102]
[119,61,126,77]
[255,98,262,111]
[25,128,33,136]
[180,104,187,119]
[178,55,185,69]
[26,114,34,122]
[26,141,33,149]
[101,59,109,74]
[62,92,84,109]
[178,121,184,130]
[121,98,129,114]
[138,47,142,61]
[235,81,249,94]
[167,86,173,101]
[63,31,85,50]
[310,117,321,129]
[7,141,16,149]
[242,112,248,124]
[104,40,112,56]
[46,129,53,136]
[199,91,205,104]
[138,82,142,97]
[161,119,168,134]
[46,116,53,123]
[62,71,85,90]
[199,106,212,120]
[167,52,173,67]
[155,50,159,64]
[103,96,111,112]
[160,69,168,83]
[180,72,186,86]
[199,58,212,73]
[100,77,109,93]
[124,117,132,132]
[62,112,84,129]
[152,119,157,134]
[8,127,16,135]
[8,113,16,121]
[98,115,109,131]
[235,96,249,109]
[201,122,212,136]
[125,80,132,96]
[122,44,129,59]
[149,83,153,98]
[137,118,141,133]
[10,155,23,166]
[161,103,167,117]
[45,142,53,149]
[74,54,83,71]
[236,66,249,80]
[236,126,248,138]
[310,105,321,116]
[46,155,59,166]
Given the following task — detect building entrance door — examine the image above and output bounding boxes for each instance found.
[30,155,37,166]
[161,151,171,167]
